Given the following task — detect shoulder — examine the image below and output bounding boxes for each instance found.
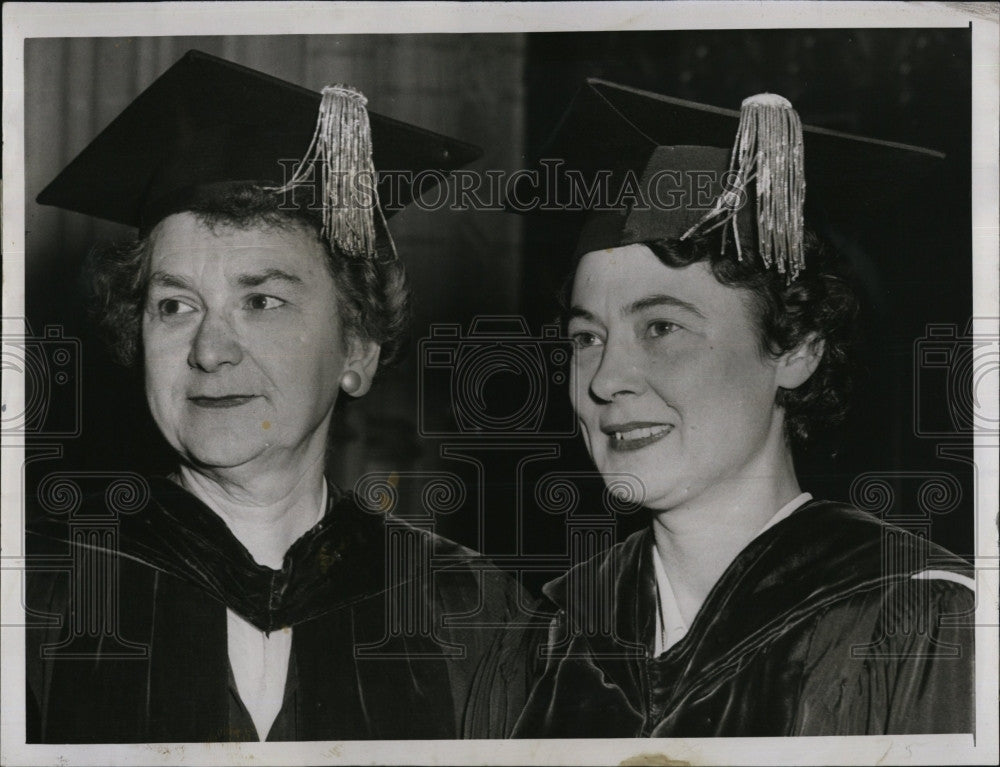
[773,501,975,647]
[24,494,128,609]
[766,500,975,619]
[875,568,976,627]
[804,562,975,637]
[767,500,972,582]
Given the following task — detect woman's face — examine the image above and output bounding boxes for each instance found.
[567,243,788,511]
[142,212,357,473]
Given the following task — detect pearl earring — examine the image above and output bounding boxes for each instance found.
[340,370,363,395]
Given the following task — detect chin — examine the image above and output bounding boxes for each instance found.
[183,444,268,470]
[175,428,271,470]
[595,447,665,478]
[593,455,682,510]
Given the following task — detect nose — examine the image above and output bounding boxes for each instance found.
[586,337,645,403]
[187,311,243,371]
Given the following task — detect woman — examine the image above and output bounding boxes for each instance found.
[502,80,975,737]
[26,50,522,742]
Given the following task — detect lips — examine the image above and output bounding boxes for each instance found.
[602,421,673,451]
[188,395,258,409]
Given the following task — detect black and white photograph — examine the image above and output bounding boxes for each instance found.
[2,2,997,765]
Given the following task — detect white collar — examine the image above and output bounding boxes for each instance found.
[226,479,329,740]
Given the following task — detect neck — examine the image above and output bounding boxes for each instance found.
[175,452,329,569]
[650,430,802,625]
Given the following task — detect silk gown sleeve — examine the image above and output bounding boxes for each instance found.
[791,576,974,735]
[463,593,551,738]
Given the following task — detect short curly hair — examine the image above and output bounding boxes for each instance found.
[562,231,860,445]
[84,183,411,375]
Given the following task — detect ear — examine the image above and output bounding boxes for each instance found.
[775,333,824,391]
[341,336,382,398]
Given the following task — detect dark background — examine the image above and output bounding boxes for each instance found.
[22,29,975,595]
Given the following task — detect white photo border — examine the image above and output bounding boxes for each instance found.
[2,3,997,765]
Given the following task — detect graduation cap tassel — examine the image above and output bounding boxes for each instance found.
[681,93,806,281]
[269,84,383,259]
[733,93,806,280]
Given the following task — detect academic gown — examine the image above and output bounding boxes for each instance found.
[498,501,975,738]
[25,476,523,742]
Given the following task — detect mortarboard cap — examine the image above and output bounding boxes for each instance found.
[37,50,483,255]
[516,78,943,279]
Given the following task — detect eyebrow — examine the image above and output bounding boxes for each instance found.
[147,268,304,290]
[625,294,706,320]
[567,306,602,326]
[235,268,304,288]
[567,294,706,324]
[148,271,193,291]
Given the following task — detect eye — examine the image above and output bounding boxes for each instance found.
[570,330,603,350]
[245,294,287,311]
[157,298,197,317]
[646,320,679,339]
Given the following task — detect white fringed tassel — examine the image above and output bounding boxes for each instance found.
[683,93,806,281]
[271,84,381,259]
[740,93,806,279]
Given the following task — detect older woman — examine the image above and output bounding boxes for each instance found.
[500,80,975,737]
[26,51,521,742]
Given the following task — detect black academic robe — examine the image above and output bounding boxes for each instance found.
[502,501,975,738]
[25,477,524,742]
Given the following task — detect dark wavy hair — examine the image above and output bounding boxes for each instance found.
[562,231,860,445]
[84,183,411,375]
